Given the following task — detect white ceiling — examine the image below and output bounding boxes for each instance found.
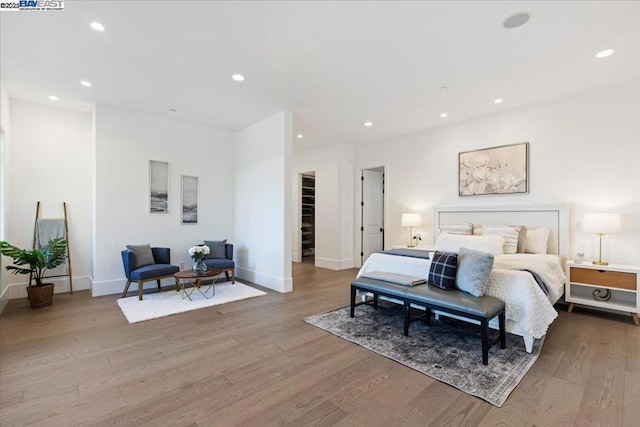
[1,1,638,149]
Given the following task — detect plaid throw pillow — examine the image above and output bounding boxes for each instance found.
[428,251,458,290]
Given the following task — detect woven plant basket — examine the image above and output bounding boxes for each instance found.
[27,284,54,308]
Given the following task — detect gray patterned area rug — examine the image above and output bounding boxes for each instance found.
[304,303,544,407]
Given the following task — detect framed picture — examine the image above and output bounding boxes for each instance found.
[149,160,169,213]
[181,175,198,224]
[459,142,529,196]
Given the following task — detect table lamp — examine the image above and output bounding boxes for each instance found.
[582,213,620,265]
[401,213,421,247]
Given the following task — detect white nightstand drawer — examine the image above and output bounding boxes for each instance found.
[569,267,636,290]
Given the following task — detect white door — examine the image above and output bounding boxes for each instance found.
[362,170,384,261]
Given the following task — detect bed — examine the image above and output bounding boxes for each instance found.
[357,205,569,353]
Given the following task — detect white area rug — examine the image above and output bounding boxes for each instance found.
[117,282,267,323]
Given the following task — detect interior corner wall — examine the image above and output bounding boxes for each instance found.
[292,142,355,270]
[355,81,640,266]
[6,99,93,297]
[93,104,235,296]
[234,111,293,292]
[0,81,11,310]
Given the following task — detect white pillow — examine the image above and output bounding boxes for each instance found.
[434,233,504,255]
[483,225,521,254]
[439,223,473,235]
[525,228,550,254]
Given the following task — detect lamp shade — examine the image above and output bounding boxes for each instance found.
[401,213,421,227]
[582,213,621,234]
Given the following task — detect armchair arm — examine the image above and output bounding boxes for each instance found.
[225,244,234,260]
[121,250,134,279]
[152,247,171,264]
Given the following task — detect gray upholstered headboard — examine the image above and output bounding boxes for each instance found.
[434,205,569,257]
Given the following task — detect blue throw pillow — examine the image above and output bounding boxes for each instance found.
[455,247,494,297]
[428,251,458,290]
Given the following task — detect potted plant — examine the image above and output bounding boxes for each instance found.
[0,237,67,308]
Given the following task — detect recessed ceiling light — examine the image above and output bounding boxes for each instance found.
[440,113,448,118]
[595,49,615,58]
[168,108,177,112]
[297,134,303,139]
[232,74,245,82]
[48,95,59,101]
[502,12,530,29]
[80,80,92,87]
[90,22,105,32]
[494,98,503,104]
[439,86,448,91]
[364,122,373,127]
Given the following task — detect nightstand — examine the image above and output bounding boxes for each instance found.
[565,261,639,326]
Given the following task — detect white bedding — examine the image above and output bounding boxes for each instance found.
[357,253,566,339]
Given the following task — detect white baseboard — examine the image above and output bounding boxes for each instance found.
[236,266,292,293]
[6,276,92,300]
[91,276,177,297]
[315,257,354,270]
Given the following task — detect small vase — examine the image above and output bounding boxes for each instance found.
[192,260,207,275]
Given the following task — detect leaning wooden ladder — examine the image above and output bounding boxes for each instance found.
[29,201,74,294]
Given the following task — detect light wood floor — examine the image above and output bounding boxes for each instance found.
[1,261,639,426]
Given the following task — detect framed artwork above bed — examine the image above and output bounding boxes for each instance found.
[459,142,529,196]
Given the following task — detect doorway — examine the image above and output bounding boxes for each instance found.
[299,171,316,263]
[360,166,385,264]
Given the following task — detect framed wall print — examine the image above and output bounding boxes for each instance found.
[459,142,529,196]
[149,160,169,212]
[181,175,198,224]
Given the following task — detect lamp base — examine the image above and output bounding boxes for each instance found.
[592,260,609,266]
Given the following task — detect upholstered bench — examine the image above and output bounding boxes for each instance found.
[350,277,506,365]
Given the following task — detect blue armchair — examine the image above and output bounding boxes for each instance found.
[202,243,235,283]
[121,247,180,300]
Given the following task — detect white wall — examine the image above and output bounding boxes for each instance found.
[93,104,235,296]
[0,81,11,310]
[235,111,293,292]
[6,99,94,297]
[355,81,640,265]
[292,142,355,269]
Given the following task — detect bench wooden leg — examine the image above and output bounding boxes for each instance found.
[424,307,432,326]
[499,312,506,349]
[373,293,379,310]
[122,280,132,298]
[403,302,410,337]
[350,286,357,318]
[156,279,162,290]
[481,319,489,365]
[138,281,144,301]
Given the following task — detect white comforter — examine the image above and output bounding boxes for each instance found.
[357,253,566,339]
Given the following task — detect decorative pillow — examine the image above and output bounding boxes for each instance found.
[439,223,473,235]
[204,239,227,259]
[525,228,550,254]
[483,225,521,254]
[428,251,458,290]
[455,247,494,297]
[126,244,155,269]
[434,233,504,255]
[516,226,527,253]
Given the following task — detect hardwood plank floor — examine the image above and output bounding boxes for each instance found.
[1,260,638,426]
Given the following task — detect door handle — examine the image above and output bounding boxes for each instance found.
[380,228,384,232]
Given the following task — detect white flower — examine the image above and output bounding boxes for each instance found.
[188,245,210,258]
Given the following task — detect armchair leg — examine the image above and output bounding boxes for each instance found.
[138,282,144,301]
[225,271,230,282]
[122,280,132,298]
[231,269,235,284]
[156,279,162,290]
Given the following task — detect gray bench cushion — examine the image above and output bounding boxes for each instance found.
[405,285,504,318]
[352,277,504,318]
